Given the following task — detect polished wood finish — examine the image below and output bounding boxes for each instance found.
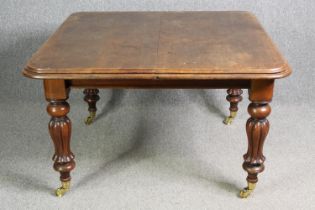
[243,80,273,184]
[83,89,100,113]
[44,79,75,183]
[226,88,243,113]
[47,100,75,182]
[23,11,291,80]
[71,79,250,89]
[243,102,270,183]
[44,79,70,100]
[249,80,274,102]
[22,11,291,197]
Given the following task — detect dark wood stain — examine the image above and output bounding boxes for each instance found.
[22,11,291,197]
[23,11,291,80]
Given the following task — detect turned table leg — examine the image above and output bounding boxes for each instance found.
[83,89,100,125]
[223,88,243,125]
[240,80,274,198]
[47,100,75,197]
[44,80,75,197]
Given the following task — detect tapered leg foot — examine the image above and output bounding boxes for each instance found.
[47,100,75,197]
[223,89,243,125]
[239,182,256,198]
[55,181,70,197]
[83,89,100,125]
[241,102,271,198]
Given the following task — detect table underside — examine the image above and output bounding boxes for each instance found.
[69,79,250,89]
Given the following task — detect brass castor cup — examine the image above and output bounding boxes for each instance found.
[85,111,96,125]
[223,111,237,125]
[239,182,256,198]
[55,181,70,197]
[223,88,243,125]
[83,88,99,125]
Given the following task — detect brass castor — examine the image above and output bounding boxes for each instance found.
[223,111,237,125]
[85,111,96,125]
[55,181,70,197]
[239,182,256,198]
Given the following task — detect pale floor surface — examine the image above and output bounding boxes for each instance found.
[0,90,314,210]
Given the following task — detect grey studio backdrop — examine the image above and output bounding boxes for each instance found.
[0,1,314,210]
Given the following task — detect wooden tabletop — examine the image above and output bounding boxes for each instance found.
[23,11,291,80]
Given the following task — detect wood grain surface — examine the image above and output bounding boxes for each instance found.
[23,11,291,80]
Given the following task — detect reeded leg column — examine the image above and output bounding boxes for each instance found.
[223,88,243,125]
[44,80,75,197]
[47,100,75,197]
[83,89,100,125]
[240,80,274,198]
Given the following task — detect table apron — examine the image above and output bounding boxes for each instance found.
[69,79,251,89]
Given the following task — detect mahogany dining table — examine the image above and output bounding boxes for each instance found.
[23,11,291,198]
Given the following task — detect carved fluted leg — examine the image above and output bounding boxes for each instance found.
[47,100,75,197]
[83,89,100,125]
[240,102,271,198]
[223,88,243,125]
[239,80,274,198]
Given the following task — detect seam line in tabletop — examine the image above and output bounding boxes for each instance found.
[156,14,162,66]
